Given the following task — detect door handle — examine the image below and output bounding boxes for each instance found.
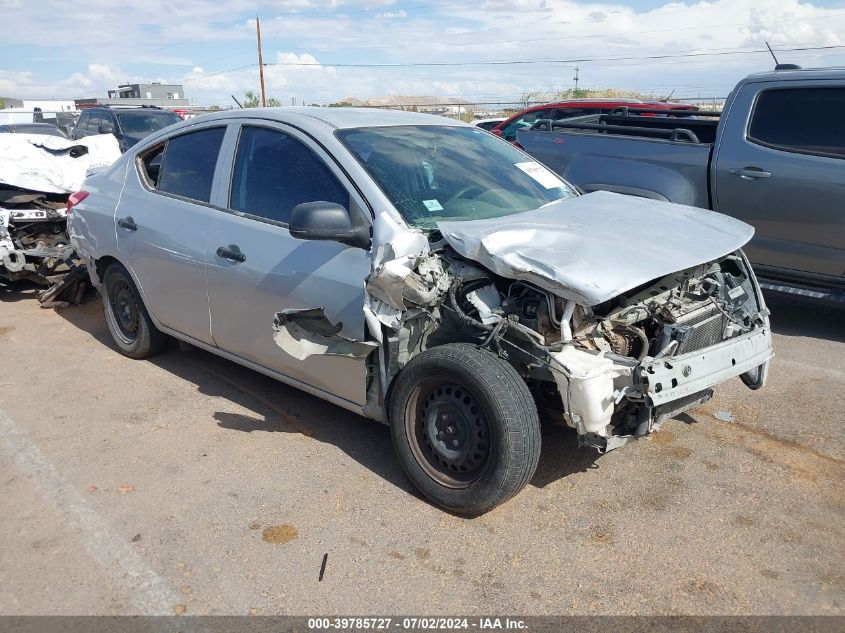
[729,167,772,180]
[117,216,138,231]
[216,244,246,263]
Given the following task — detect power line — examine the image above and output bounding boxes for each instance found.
[261,44,845,68]
[177,43,845,86]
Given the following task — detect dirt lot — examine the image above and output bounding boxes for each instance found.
[0,284,843,616]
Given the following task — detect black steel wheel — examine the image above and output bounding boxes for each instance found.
[107,276,141,344]
[406,376,492,488]
[102,262,168,359]
[389,343,541,515]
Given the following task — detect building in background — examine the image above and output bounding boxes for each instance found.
[2,98,76,113]
[107,83,184,100]
[76,82,189,109]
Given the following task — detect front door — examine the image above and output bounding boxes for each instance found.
[204,123,372,407]
[115,124,228,345]
[713,83,845,279]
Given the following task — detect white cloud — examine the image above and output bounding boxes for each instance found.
[1,0,844,105]
[375,10,407,19]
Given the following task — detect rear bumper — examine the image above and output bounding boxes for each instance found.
[642,326,773,407]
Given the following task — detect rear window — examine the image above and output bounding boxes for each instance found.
[748,87,845,159]
[157,127,225,203]
[9,124,66,137]
[117,110,181,136]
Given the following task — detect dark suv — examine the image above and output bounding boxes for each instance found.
[72,106,181,152]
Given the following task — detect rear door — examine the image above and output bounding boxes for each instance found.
[713,82,845,279]
[114,123,228,344]
[204,122,372,406]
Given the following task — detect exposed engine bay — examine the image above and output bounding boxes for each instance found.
[0,195,75,285]
[429,247,770,451]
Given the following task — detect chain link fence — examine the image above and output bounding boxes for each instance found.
[345,96,726,121]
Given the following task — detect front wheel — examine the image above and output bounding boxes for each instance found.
[389,344,541,515]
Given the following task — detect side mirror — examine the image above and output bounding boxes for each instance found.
[98,123,115,135]
[289,202,370,249]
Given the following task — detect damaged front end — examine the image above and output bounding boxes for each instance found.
[547,252,772,450]
[272,195,772,453]
[429,247,772,452]
[1,134,121,303]
[273,224,773,453]
[0,191,76,287]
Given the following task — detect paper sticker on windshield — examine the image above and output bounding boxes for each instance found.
[515,161,565,189]
[423,199,444,212]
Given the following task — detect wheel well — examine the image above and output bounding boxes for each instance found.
[94,255,118,284]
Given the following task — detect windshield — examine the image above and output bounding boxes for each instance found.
[336,125,577,229]
[117,111,181,136]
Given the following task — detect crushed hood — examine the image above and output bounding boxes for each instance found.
[437,190,754,305]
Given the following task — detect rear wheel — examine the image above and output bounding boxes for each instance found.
[389,344,540,515]
[102,262,167,359]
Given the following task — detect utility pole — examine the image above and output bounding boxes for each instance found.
[573,66,580,93]
[256,16,266,107]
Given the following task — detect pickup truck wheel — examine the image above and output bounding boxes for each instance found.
[389,343,540,515]
[102,262,167,359]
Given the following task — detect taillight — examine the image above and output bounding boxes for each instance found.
[513,141,524,150]
[66,190,89,213]
[492,128,503,137]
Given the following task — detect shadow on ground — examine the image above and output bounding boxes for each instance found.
[765,291,845,343]
[0,280,42,303]
[50,292,599,498]
[44,287,841,500]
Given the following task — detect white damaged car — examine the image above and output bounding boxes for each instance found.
[68,108,773,514]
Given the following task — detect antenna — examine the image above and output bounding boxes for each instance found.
[765,42,780,67]
[766,41,802,71]
[662,88,676,103]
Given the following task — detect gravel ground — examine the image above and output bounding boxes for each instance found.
[0,284,842,616]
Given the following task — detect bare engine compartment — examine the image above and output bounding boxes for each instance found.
[0,193,74,285]
[435,248,767,450]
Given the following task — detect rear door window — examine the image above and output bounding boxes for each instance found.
[89,113,104,133]
[748,87,845,159]
[501,109,553,141]
[229,125,349,225]
[157,127,225,203]
[76,111,92,133]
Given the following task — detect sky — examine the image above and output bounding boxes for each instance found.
[2,0,845,107]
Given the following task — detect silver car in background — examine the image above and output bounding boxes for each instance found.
[69,108,773,514]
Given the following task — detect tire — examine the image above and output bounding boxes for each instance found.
[389,343,540,515]
[101,262,167,359]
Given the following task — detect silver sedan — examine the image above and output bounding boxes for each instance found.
[69,107,772,514]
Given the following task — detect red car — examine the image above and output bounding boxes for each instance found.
[492,99,698,142]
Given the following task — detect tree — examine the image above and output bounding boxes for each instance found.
[242,90,282,108]
[243,90,260,108]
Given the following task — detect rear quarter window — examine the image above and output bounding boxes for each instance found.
[748,87,845,159]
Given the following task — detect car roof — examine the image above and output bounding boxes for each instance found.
[189,106,468,131]
[743,67,845,82]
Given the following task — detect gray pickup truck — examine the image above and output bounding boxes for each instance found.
[518,67,845,301]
